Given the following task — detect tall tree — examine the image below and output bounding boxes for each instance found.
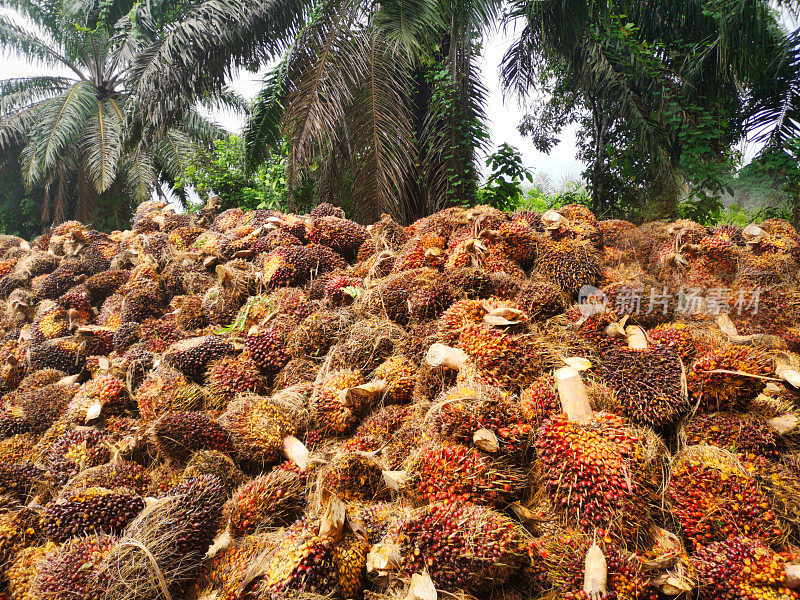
[0,0,236,225]
[502,0,800,219]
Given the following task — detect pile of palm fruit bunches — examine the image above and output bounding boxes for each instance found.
[1,200,800,600]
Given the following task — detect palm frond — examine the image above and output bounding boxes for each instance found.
[122,145,156,203]
[0,76,74,115]
[280,0,362,188]
[243,61,288,172]
[746,27,800,146]
[82,97,124,192]
[153,128,194,181]
[197,85,249,115]
[0,100,49,148]
[128,0,310,134]
[177,109,228,149]
[21,80,98,186]
[345,34,416,219]
[0,15,86,78]
[371,0,444,55]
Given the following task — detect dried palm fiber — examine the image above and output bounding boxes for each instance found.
[8,541,59,600]
[287,308,354,358]
[328,315,405,371]
[273,358,318,391]
[533,366,664,544]
[667,445,794,550]
[226,463,306,537]
[205,352,265,411]
[135,366,205,420]
[367,501,527,592]
[219,390,307,466]
[99,474,227,600]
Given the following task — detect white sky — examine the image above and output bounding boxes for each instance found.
[2,7,797,188]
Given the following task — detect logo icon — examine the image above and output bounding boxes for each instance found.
[577,285,608,317]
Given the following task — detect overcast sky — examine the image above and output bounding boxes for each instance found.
[3,7,797,188]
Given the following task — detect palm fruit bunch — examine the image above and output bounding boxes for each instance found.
[287,309,352,358]
[306,216,367,261]
[29,336,86,373]
[29,535,114,600]
[668,447,786,550]
[693,537,800,600]
[401,440,525,506]
[309,369,366,437]
[648,322,699,362]
[101,474,227,599]
[18,382,77,432]
[189,534,274,600]
[221,393,305,466]
[244,329,289,373]
[598,340,686,428]
[41,487,145,542]
[153,411,235,460]
[372,502,527,592]
[536,411,660,539]
[688,345,775,411]
[242,517,338,599]
[683,412,782,459]
[30,305,70,344]
[205,352,265,410]
[163,335,233,380]
[344,404,413,453]
[536,529,658,600]
[45,427,110,486]
[537,239,602,298]
[321,452,384,501]
[65,375,128,423]
[61,459,150,495]
[227,466,306,537]
[135,365,205,420]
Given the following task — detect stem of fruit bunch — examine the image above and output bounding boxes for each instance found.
[426,344,469,370]
[282,435,309,471]
[784,564,800,588]
[344,379,388,406]
[583,542,608,599]
[555,366,592,425]
[625,325,648,350]
[406,572,437,600]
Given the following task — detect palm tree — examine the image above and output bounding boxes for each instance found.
[500,0,800,217]
[125,0,498,223]
[0,0,236,225]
